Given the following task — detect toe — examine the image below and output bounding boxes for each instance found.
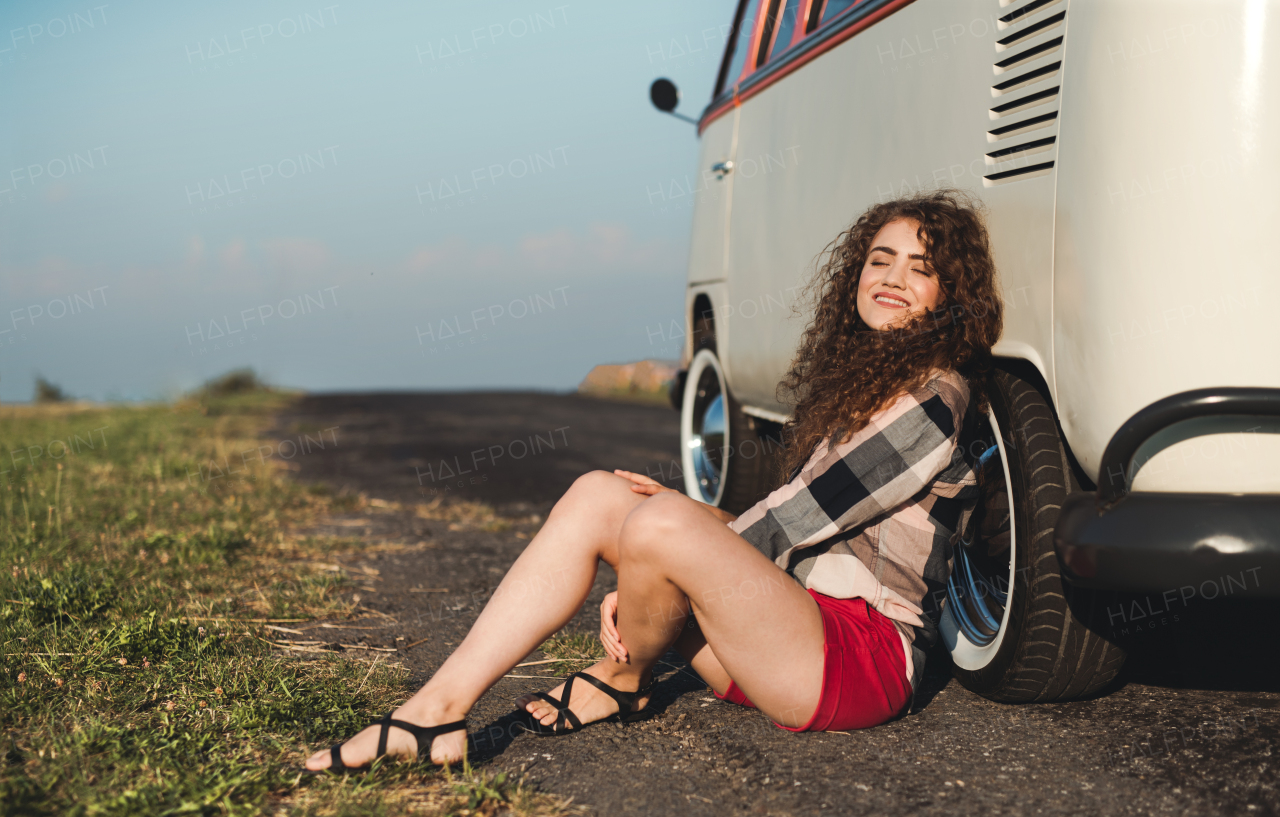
[521,699,560,726]
[524,700,550,720]
[305,749,331,771]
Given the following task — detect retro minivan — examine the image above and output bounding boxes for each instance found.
[653,0,1280,702]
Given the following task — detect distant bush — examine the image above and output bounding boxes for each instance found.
[34,376,67,403]
[200,368,269,397]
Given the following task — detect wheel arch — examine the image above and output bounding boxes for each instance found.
[691,293,715,351]
[993,355,1095,492]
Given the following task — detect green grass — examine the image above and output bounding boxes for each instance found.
[0,394,572,816]
[537,634,607,678]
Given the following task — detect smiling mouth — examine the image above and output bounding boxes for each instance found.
[873,293,910,308]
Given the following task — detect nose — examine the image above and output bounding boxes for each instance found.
[881,258,908,288]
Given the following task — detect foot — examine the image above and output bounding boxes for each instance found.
[303,703,468,771]
[515,661,652,731]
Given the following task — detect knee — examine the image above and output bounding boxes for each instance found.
[558,469,620,508]
[618,493,689,561]
[571,469,619,493]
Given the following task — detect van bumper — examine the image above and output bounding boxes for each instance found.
[1055,491,1280,596]
[1054,387,1280,597]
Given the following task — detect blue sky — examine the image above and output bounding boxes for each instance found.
[0,0,735,401]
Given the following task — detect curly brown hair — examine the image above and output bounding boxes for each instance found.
[774,189,1004,484]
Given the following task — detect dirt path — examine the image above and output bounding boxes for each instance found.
[271,391,1279,816]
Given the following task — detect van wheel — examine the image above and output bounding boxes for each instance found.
[680,348,779,515]
[941,369,1126,702]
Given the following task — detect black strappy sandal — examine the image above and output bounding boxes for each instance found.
[307,713,468,774]
[522,671,655,736]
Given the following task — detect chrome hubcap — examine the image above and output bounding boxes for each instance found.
[689,366,727,503]
[947,414,1014,647]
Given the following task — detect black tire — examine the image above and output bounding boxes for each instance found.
[681,318,783,516]
[947,368,1126,702]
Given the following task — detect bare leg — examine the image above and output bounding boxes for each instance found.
[672,621,733,695]
[519,491,826,730]
[305,476,827,770]
[305,470,645,769]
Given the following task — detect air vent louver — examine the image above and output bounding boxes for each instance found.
[987,136,1056,161]
[982,0,1066,186]
[999,0,1056,25]
[994,36,1062,71]
[993,61,1060,94]
[996,11,1066,49]
[991,86,1061,117]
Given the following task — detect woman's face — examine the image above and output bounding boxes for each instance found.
[855,218,943,331]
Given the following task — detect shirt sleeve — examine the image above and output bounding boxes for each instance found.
[729,379,962,566]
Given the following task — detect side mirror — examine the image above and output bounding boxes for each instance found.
[649,78,697,125]
[650,78,680,112]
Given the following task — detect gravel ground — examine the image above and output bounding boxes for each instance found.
[272,391,1280,816]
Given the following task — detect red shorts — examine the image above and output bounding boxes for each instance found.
[713,589,912,731]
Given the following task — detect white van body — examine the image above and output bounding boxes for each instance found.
[686,0,1280,493]
[668,0,1280,702]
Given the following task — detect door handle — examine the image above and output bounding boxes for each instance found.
[711,160,734,178]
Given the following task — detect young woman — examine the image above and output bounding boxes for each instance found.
[305,190,1003,771]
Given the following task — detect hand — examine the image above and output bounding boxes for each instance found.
[600,591,628,663]
[613,469,679,497]
[615,469,737,523]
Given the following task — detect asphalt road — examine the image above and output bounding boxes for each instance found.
[273,390,1279,816]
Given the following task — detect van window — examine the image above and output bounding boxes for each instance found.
[810,0,860,30]
[762,0,805,64]
[717,0,763,96]
[754,0,781,67]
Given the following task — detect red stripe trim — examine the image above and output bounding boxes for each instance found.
[698,0,919,136]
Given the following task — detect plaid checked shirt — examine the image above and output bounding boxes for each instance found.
[727,369,981,694]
